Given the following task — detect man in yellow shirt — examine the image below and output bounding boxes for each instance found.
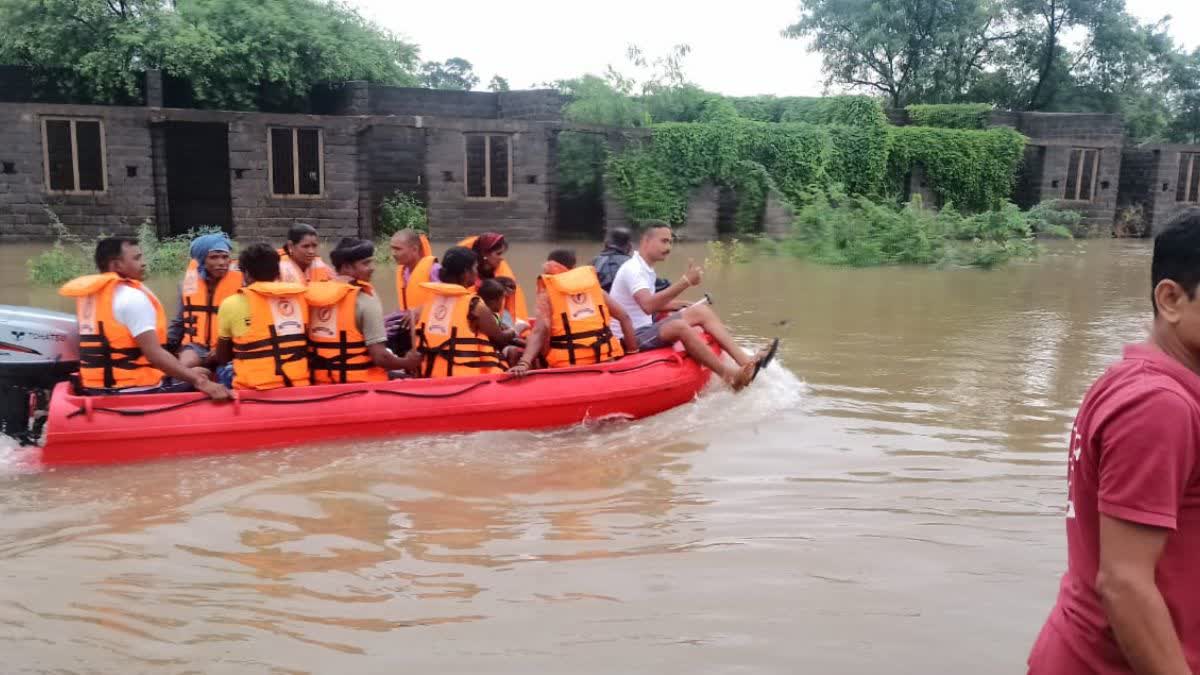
[212,243,309,389]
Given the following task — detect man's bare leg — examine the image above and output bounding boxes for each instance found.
[678,304,756,366]
[658,319,753,390]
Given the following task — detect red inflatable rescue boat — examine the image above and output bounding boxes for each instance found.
[39,339,716,466]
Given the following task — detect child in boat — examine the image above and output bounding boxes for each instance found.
[478,278,524,366]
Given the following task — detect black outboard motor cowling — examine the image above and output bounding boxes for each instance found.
[0,305,79,443]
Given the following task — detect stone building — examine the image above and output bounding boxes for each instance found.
[996,112,1127,231]
[1119,144,1200,234]
[1,67,1197,242]
[0,69,613,243]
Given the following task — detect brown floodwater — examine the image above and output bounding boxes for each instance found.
[0,238,1152,673]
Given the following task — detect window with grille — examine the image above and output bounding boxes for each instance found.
[269,127,323,197]
[1064,148,1100,202]
[42,118,106,193]
[1176,153,1200,203]
[465,134,511,199]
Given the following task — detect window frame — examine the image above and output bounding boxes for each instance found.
[463,133,513,201]
[41,117,107,195]
[266,126,325,199]
[1063,147,1101,202]
[1178,152,1200,204]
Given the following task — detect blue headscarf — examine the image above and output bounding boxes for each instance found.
[190,233,232,281]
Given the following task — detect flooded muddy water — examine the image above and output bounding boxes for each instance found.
[0,238,1152,673]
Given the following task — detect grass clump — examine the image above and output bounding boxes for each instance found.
[778,189,1048,269]
[29,210,228,285]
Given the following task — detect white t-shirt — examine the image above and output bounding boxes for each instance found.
[112,284,160,338]
[608,252,657,338]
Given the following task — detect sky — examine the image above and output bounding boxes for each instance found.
[352,0,1200,97]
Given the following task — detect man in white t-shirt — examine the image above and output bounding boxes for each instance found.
[608,221,778,391]
[81,238,229,399]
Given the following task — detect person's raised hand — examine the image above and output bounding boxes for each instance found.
[683,259,703,287]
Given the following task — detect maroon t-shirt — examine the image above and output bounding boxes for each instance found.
[1029,344,1200,673]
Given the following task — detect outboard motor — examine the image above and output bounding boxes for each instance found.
[0,305,79,444]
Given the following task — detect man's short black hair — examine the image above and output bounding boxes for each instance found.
[440,246,477,285]
[478,278,506,303]
[547,248,577,269]
[286,222,318,245]
[94,237,138,272]
[1152,208,1200,315]
[606,228,633,252]
[239,243,281,283]
[639,220,672,241]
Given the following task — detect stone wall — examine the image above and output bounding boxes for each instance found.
[423,121,556,241]
[369,86,499,119]
[1005,112,1124,230]
[763,190,794,238]
[216,111,361,243]
[1122,144,1200,234]
[0,103,156,241]
[1118,147,1157,229]
[680,183,719,240]
[361,123,427,239]
[498,91,569,121]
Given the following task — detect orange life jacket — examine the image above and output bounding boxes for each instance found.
[278,248,333,286]
[397,255,437,312]
[231,282,310,390]
[180,258,243,350]
[458,235,528,322]
[538,266,624,368]
[414,282,503,378]
[305,280,388,385]
[59,273,167,390]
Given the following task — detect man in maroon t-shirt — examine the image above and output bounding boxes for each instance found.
[1028,207,1200,675]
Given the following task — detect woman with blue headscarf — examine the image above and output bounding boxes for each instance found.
[168,232,243,370]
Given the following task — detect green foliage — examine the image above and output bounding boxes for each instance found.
[377,191,428,237]
[786,189,1036,268]
[783,0,1012,107]
[138,222,225,275]
[606,120,836,229]
[605,108,1022,233]
[27,213,93,285]
[705,238,752,265]
[488,75,510,93]
[0,0,421,109]
[556,131,609,203]
[1026,202,1082,238]
[420,57,478,91]
[777,96,889,128]
[906,103,993,129]
[782,0,1197,140]
[28,211,227,285]
[559,74,651,127]
[886,126,1026,212]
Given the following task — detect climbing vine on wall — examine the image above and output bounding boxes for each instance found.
[887,126,1026,211]
[906,103,994,130]
[605,95,1026,232]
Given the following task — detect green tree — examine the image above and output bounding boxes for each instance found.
[0,0,163,101]
[783,0,1015,107]
[419,57,479,90]
[487,75,510,92]
[0,0,421,109]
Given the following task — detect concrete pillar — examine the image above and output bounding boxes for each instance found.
[145,69,163,108]
[679,183,719,240]
[763,190,794,239]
